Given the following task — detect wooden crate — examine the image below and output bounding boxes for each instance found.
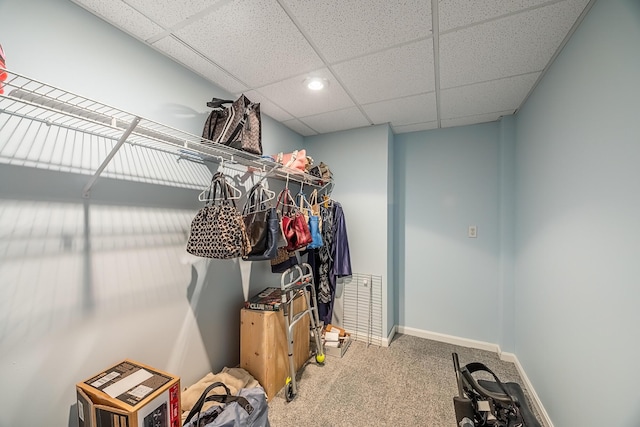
[240,293,310,401]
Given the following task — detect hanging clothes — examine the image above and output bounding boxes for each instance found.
[307,199,351,325]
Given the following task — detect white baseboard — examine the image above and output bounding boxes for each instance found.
[499,351,554,427]
[396,325,553,427]
[397,325,501,353]
[383,324,397,347]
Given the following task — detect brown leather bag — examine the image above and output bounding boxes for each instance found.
[202,94,262,155]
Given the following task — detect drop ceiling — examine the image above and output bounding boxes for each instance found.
[71,0,593,136]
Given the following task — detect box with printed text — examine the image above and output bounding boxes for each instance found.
[76,359,180,427]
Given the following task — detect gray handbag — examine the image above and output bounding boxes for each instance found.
[183,382,270,427]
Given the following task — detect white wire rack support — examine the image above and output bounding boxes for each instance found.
[82,116,141,198]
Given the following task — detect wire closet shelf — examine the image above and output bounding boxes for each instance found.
[0,70,331,197]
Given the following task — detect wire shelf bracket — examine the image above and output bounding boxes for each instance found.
[82,116,141,198]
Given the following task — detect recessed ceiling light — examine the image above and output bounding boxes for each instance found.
[304,77,328,91]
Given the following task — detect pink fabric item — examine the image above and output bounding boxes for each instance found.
[275,149,307,172]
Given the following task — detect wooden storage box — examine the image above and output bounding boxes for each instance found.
[240,294,309,400]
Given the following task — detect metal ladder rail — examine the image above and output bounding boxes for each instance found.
[280,263,325,402]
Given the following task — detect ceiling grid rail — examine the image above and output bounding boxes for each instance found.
[431,0,442,129]
[275,0,375,129]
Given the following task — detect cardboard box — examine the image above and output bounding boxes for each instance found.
[325,324,347,337]
[240,293,309,400]
[324,334,352,358]
[76,359,181,427]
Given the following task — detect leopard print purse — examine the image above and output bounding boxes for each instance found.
[187,173,250,259]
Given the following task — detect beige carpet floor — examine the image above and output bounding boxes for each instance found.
[267,333,546,427]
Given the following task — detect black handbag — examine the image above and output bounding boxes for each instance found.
[186,173,251,259]
[242,183,279,261]
[202,95,262,155]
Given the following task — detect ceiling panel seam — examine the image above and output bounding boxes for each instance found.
[327,35,434,68]
[360,90,437,107]
[167,34,249,90]
[144,0,236,44]
[275,0,374,126]
[441,71,543,92]
[439,0,568,36]
[446,110,517,122]
[431,0,442,129]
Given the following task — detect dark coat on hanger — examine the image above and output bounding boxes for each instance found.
[331,202,352,282]
[309,200,352,325]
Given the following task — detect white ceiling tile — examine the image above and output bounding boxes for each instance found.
[282,119,318,137]
[363,93,437,127]
[439,0,589,88]
[392,121,439,134]
[153,36,248,94]
[174,0,323,87]
[299,107,370,135]
[73,0,591,137]
[440,73,539,119]
[280,0,432,63]
[71,0,164,40]
[240,90,294,122]
[441,110,513,129]
[333,40,435,104]
[124,0,219,28]
[439,0,553,32]
[257,68,354,118]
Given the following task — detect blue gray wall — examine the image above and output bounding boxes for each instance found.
[0,0,302,426]
[1,0,638,426]
[305,124,394,337]
[395,122,505,345]
[394,1,640,425]
[513,0,640,425]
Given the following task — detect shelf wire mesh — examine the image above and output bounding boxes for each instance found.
[0,70,330,191]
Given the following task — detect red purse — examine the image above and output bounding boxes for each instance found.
[277,189,312,251]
